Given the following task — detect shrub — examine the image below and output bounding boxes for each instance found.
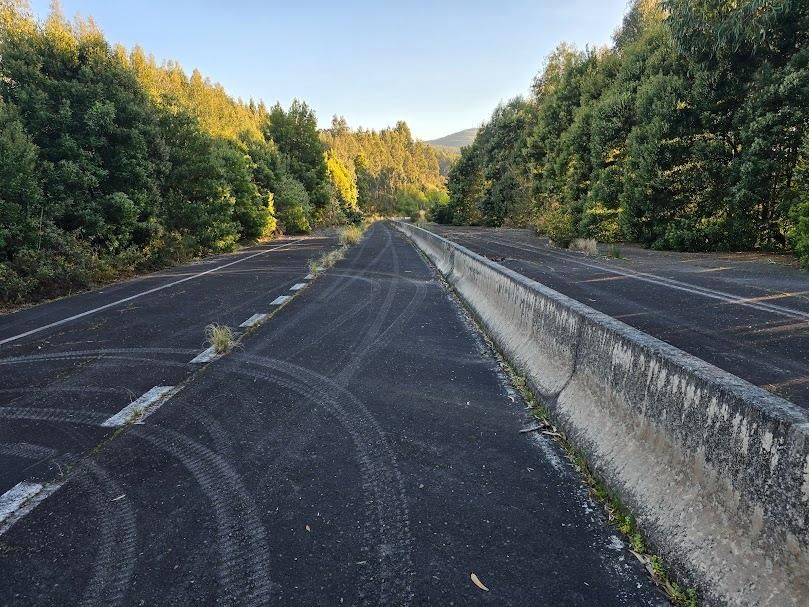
[579,202,622,243]
[789,199,809,269]
[535,206,576,247]
[280,205,311,234]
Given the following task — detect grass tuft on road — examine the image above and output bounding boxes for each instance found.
[311,222,370,275]
[339,224,364,246]
[206,323,235,354]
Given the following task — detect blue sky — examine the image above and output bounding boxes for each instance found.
[30,0,629,140]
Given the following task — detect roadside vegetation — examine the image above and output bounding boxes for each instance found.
[432,0,809,269]
[205,323,235,354]
[311,222,370,275]
[0,3,447,307]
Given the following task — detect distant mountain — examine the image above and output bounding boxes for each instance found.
[426,128,478,151]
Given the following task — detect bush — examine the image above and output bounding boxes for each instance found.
[313,198,348,227]
[789,200,809,268]
[579,202,622,243]
[280,205,311,234]
[535,206,576,247]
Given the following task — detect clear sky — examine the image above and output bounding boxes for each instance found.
[29,0,629,140]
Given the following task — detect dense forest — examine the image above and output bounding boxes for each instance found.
[321,117,447,218]
[0,1,445,305]
[440,0,809,267]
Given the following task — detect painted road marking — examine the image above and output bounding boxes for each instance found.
[270,295,292,305]
[190,347,217,364]
[0,480,64,536]
[0,240,303,348]
[239,313,268,328]
[0,482,42,524]
[484,235,809,322]
[101,386,176,427]
[305,273,315,280]
[290,283,306,291]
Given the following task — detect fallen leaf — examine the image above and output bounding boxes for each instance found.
[470,573,489,592]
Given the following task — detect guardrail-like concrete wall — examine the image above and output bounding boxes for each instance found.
[396,221,809,607]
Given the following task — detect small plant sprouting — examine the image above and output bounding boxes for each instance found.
[206,323,234,354]
[339,224,363,246]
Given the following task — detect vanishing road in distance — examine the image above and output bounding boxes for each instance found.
[0,223,667,605]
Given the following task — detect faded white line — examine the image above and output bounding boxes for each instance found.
[0,240,302,347]
[0,482,42,523]
[239,313,268,328]
[101,386,176,427]
[483,236,809,322]
[270,295,292,305]
[289,283,307,291]
[190,346,217,364]
[304,273,315,280]
[0,480,64,536]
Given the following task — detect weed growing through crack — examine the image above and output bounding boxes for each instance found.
[339,224,363,246]
[206,323,234,354]
[309,222,370,274]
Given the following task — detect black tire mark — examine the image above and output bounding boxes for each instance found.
[78,461,138,607]
[131,425,272,607]
[223,355,414,606]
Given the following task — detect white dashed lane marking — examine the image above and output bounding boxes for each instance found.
[270,295,292,305]
[101,386,177,427]
[190,347,218,364]
[0,239,303,347]
[0,480,64,536]
[289,283,307,291]
[239,314,268,328]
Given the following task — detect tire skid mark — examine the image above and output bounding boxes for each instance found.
[0,407,108,425]
[0,442,58,460]
[326,228,401,375]
[0,347,196,366]
[131,425,272,607]
[224,355,414,606]
[279,279,379,363]
[77,462,138,607]
[262,224,391,342]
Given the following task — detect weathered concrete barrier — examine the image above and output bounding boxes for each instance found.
[396,221,809,607]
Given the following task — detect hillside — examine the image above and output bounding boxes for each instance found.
[426,128,478,151]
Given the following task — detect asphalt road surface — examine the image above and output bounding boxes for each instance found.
[429,225,809,409]
[0,223,667,605]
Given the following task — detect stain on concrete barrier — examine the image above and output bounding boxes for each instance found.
[396,221,809,607]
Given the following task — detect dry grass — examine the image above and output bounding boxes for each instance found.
[205,323,235,354]
[568,238,598,256]
[339,224,364,246]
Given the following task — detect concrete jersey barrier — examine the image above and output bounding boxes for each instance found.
[395,221,809,607]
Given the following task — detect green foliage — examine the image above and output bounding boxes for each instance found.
[0,3,355,304]
[273,175,312,234]
[535,206,576,246]
[266,100,330,209]
[441,0,809,264]
[321,117,446,217]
